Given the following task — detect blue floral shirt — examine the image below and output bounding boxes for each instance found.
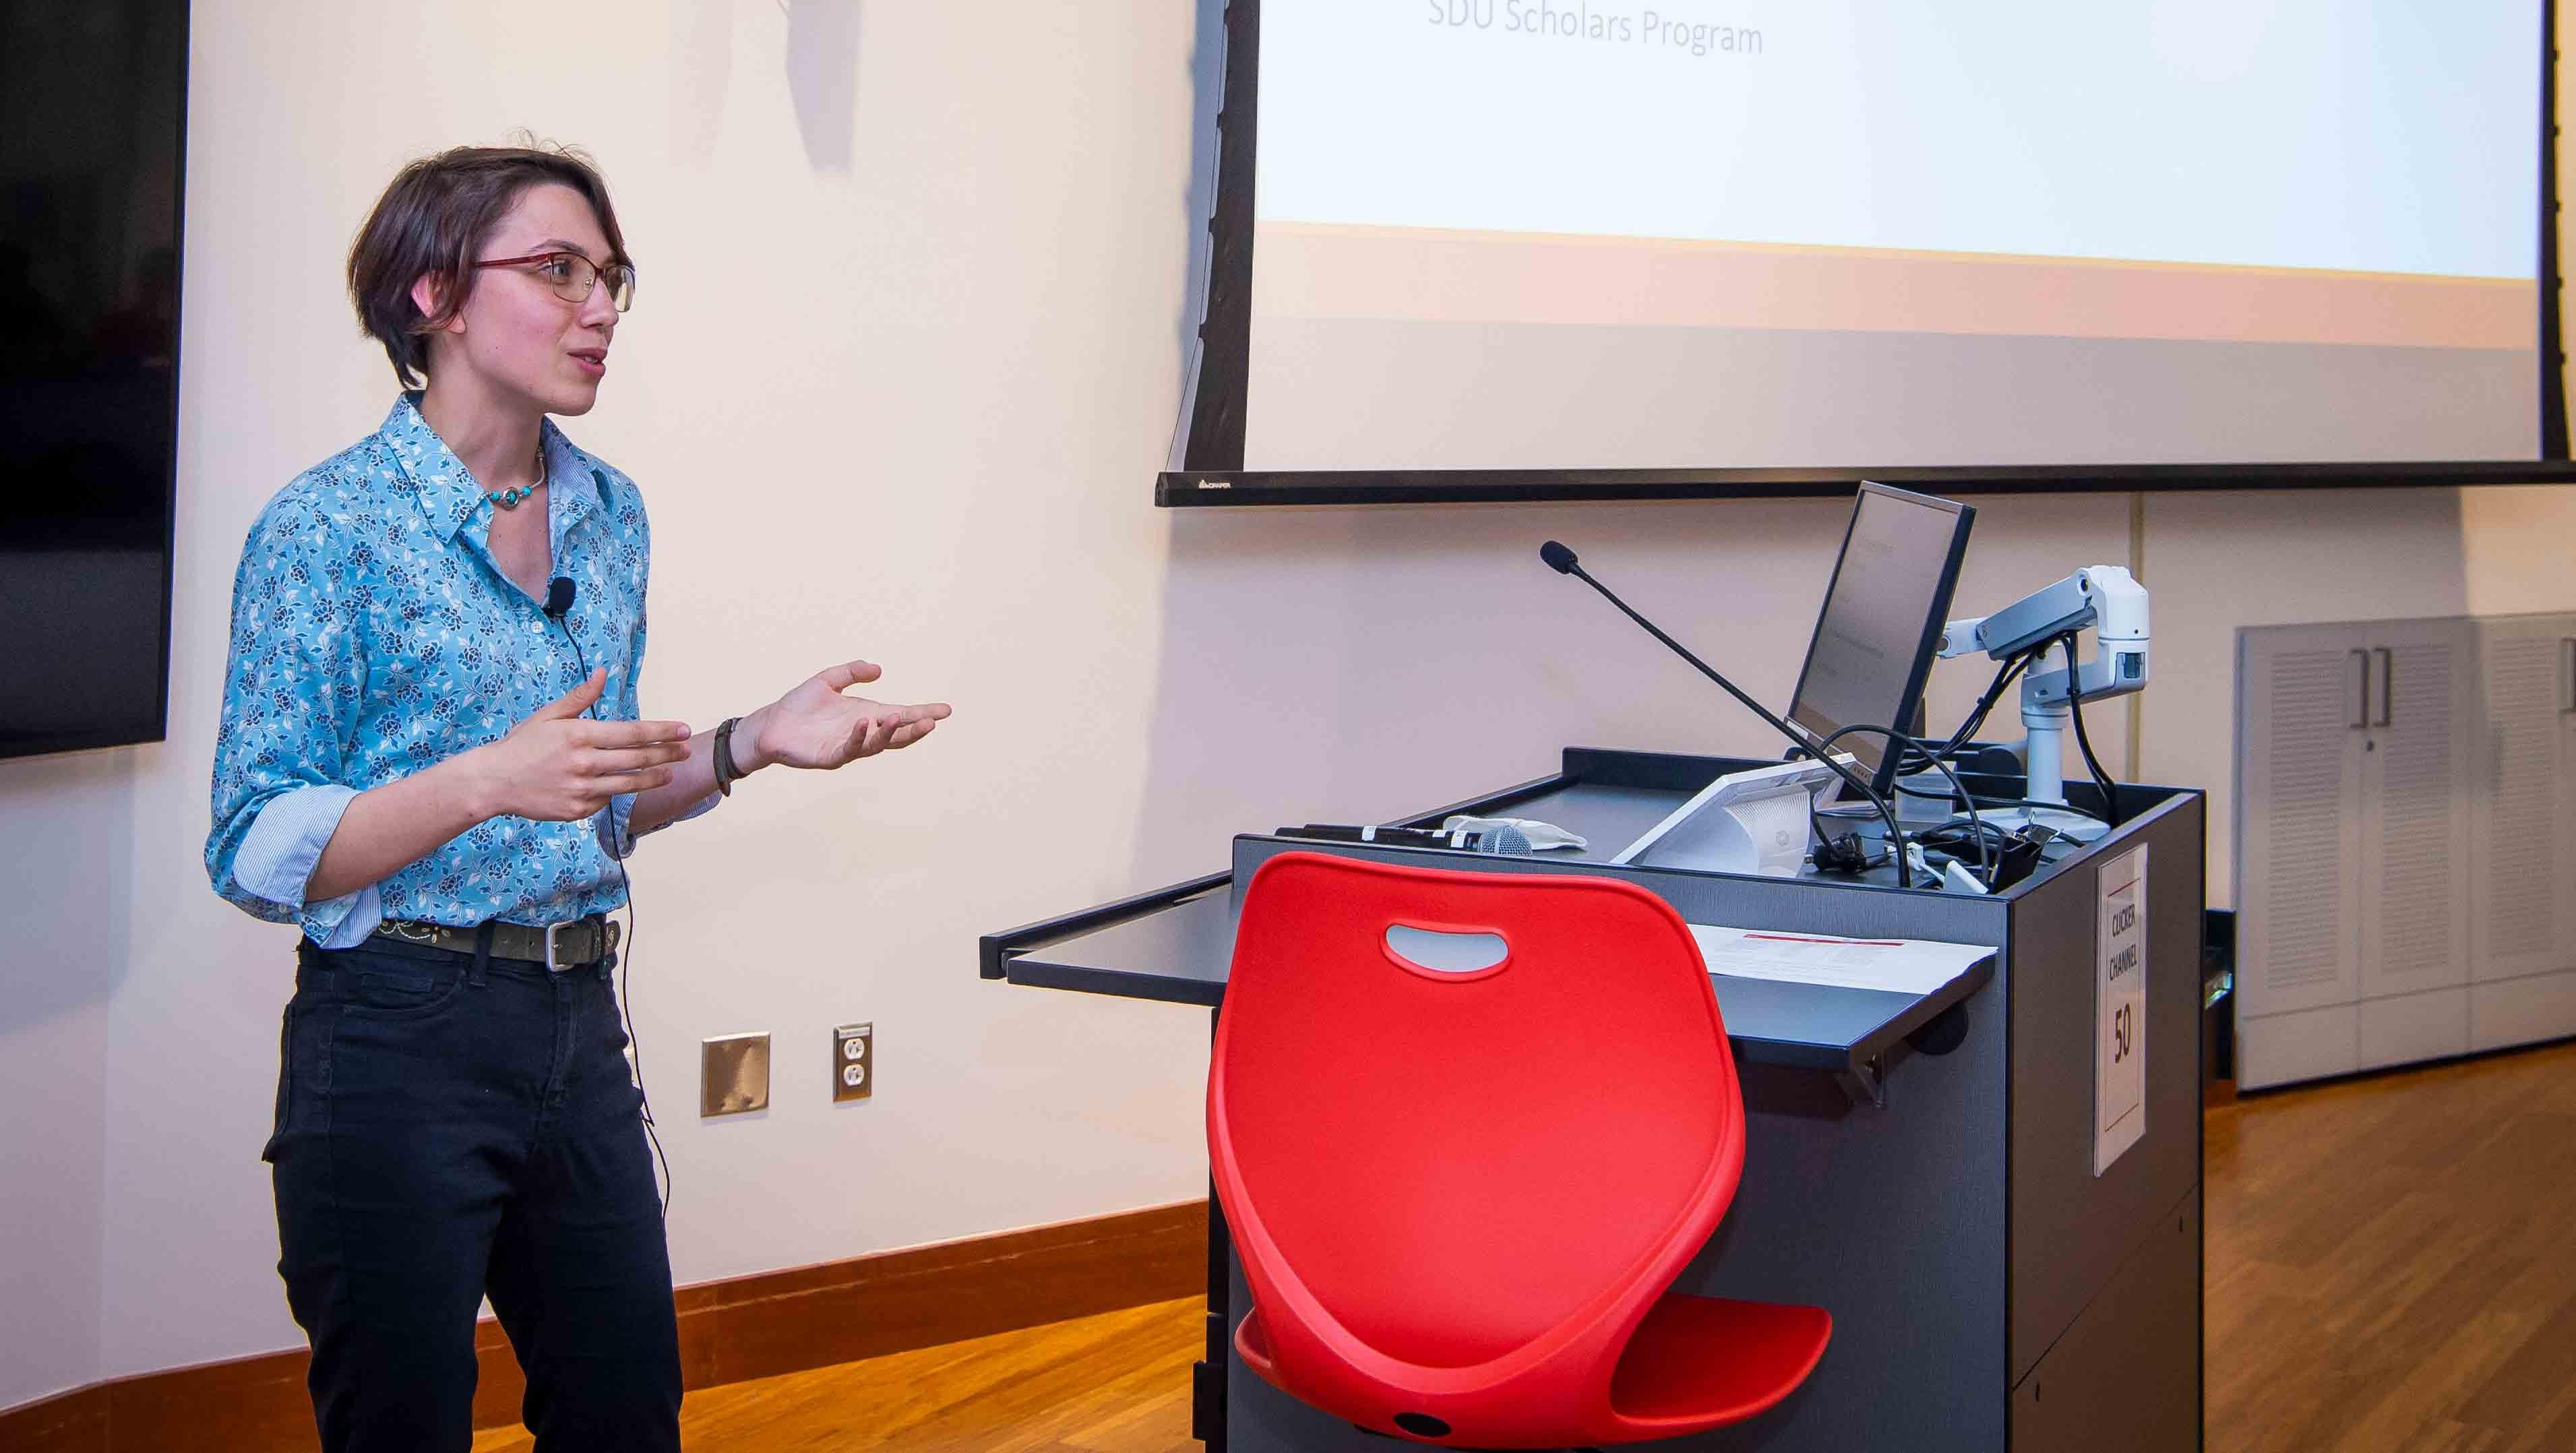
[208,394,714,946]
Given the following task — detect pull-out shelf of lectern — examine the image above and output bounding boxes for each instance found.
[985,882,1991,1102]
[973,747,2082,1101]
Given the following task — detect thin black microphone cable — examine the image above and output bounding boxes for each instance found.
[1874,639,2044,802]
[609,855,669,1216]
[1891,640,2043,809]
[551,597,673,1216]
[1807,723,1988,888]
[1889,642,2120,837]
[2059,633,2124,828]
[1929,644,2043,761]
[1931,632,2119,830]
[1877,638,2117,846]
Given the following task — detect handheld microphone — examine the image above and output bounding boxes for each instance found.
[1536,540,1913,881]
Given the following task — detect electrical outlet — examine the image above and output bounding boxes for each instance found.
[701,1032,770,1117]
[833,1022,872,1103]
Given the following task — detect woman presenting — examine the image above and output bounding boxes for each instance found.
[206,144,948,1452]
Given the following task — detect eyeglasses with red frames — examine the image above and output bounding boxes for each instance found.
[471,251,638,311]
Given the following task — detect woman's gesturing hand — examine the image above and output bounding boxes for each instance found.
[743,659,950,773]
[472,669,694,821]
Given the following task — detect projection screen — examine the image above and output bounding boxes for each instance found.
[1172,0,2568,500]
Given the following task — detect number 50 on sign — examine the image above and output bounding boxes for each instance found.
[2095,844,2148,1177]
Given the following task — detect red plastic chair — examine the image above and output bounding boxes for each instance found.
[1208,852,1831,1450]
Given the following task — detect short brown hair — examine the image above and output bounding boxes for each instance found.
[346,143,630,387]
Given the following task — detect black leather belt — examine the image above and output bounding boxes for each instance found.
[373,915,621,970]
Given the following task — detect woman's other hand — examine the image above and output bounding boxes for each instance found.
[743,660,950,772]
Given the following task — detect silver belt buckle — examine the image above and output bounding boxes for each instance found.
[545,917,618,972]
[545,919,580,972]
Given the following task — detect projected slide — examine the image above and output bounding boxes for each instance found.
[1244,0,2542,472]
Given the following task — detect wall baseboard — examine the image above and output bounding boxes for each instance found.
[0,1199,1208,1453]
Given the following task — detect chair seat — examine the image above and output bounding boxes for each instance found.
[1238,1293,1829,1444]
[1606,1293,1833,1432]
[1235,1305,1279,1379]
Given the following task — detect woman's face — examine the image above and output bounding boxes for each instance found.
[423,183,622,417]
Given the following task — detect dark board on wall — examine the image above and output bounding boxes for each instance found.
[1,0,187,758]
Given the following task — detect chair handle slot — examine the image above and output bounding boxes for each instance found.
[1383,925,1510,976]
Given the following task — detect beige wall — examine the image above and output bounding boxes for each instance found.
[1,0,2573,1411]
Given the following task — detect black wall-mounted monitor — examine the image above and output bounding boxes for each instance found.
[1785,482,1975,793]
[1,0,186,759]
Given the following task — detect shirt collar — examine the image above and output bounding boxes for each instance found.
[540,421,597,543]
[379,393,597,544]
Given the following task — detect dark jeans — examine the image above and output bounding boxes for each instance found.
[265,934,681,1452]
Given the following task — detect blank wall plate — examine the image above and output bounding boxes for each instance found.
[701,1032,770,1117]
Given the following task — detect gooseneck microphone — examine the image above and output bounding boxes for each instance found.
[1538,540,1845,781]
[1537,539,1912,878]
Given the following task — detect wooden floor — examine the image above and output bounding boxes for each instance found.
[469,1039,2576,1453]
[2205,1039,2576,1452]
[466,1299,1203,1453]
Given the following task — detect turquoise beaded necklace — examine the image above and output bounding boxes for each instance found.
[485,443,546,509]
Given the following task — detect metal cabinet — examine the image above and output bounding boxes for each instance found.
[2236,614,2576,1088]
[2469,615,2576,1049]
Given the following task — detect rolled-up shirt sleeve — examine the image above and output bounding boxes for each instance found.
[206,499,377,944]
[233,784,379,946]
[595,787,718,861]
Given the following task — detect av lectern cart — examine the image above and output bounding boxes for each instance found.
[981,748,2205,1453]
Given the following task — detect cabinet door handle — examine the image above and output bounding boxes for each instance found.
[2350,648,2371,729]
[2373,647,2394,728]
[2563,639,2575,714]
